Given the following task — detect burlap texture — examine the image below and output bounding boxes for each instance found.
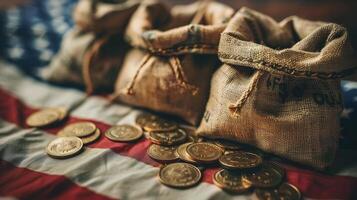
[43,28,125,94]
[114,0,234,125]
[74,0,140,33]
[197,7,357,169]
[44,0,139,93]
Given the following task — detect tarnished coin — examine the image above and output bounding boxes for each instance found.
[136,113,177,132]
[213,169,252,193]
[46,136,83,158]
[243,163,283,188]
[255,183,301,200]
[26,109,60,127]
[105,124,143,142]
[219,151,262,170]
[214,139,242,150]
[159,163,201,188]
[148,129,187,146]
[176,143,197,164]
[61,122,97,137]
[186,142,223,163]
[147,144,179,162]
[81,128,101,144]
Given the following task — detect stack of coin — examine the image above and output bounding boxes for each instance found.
[26,107,68,127]
[212,142,301,199]
[134,112,302,198]
[58,122,101,145]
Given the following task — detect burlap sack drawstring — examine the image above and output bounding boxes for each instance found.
[82,35,110,94]
[122,54,151,95]
[121,0,210,97]
[122,55,198,95]
[228,70,263,116]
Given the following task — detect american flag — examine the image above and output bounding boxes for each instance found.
[0,0,356,199]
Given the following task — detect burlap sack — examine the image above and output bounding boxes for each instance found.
[114,0,234,125]
[74,0,140,33]
[197,8,357,169]
[42,28,125,93]
[43,0,139,93]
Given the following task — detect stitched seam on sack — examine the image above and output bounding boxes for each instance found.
[218,52,357,79]
[132,44,218,55]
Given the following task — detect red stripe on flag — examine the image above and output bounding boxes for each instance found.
[0,160,114,200]
[1,87,357,199]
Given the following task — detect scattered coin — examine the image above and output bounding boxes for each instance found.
[213,169,252,193]
[81,128,101,144]
[242,163,283,188]
[149,129,187,146]
[214,139,242,150]
[46,136,83,158]
[219,151,262,170]
[26,108,61,127]
[176,142,197,164]
[105,124,143,142]
[148,144,179,162]
[60,122,97,137]
[186,142,223,164]
[255,183,301,200]
[136,113,177,132]
[158,163,201,188]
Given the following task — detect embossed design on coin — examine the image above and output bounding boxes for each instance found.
[149,129,187,146]
[105,124,143,142]
[81,128,101,144]
[255,182,301,200]
[61,122,96,137]
[147,144,178,162]
[26,109,60,127]
[243,163,283,188]
[219,151,262,169]
[186,142,223,163]
[213,169,252,193]
[159,163,201,188]
[46,136,83,158]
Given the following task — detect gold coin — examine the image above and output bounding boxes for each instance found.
[219,151,262,170]
[255,183,301,200]
[242,163,283,188]
[213,169,252,193]
[105,124,143,142]
[81,128,101,144]
[46,136,83,158]
[61,122,97,137]
[214,139,242,150]
[176,143,197,164]
[26,109,60,127]
[158,163,201,188]
[186,142,223,164]
[136,113,177,132]
[148,129,187,146]
[135,113,158,128]
[147,144,178,162]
